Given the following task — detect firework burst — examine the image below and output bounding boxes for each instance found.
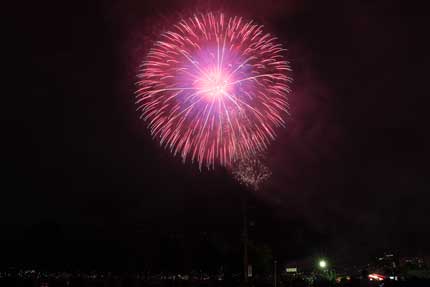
[137,12,292,169]
[232,154,271,191]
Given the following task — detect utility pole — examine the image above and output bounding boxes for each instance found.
[242,192,248,286]
[274,260,277,287]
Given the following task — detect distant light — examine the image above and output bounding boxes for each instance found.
[319,260,327,268]
[369,274,385,281]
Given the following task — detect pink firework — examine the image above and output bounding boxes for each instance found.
[136,12,292,169]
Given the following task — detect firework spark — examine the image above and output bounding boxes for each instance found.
[137,12,291,169]
[232,155,271,191]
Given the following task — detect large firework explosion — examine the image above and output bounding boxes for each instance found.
[137,12,291,169]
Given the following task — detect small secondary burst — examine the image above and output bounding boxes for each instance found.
[136,12,292,169]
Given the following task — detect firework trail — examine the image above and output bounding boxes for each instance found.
[137,12,291,169]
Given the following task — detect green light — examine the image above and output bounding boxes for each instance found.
[319,260,327,268]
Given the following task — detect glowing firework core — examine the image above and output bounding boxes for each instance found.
[196,70,230,101]
[137,12,291,168]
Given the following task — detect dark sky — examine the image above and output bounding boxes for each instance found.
[3,0,429,270]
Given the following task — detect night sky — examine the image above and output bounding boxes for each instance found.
[3,0,429,270]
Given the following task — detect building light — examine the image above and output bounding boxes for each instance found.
[369,274,385,281]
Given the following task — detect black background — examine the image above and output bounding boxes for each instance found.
[3,0,429,271]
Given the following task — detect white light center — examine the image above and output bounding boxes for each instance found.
[198,71,231,100]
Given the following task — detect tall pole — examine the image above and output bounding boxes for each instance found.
[242,192,248,286]
[274,260,277,287]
